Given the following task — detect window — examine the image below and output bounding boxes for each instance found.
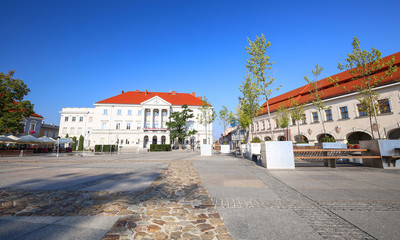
[126,123,131,130]
[120,139,123,144]
[256,123,259,131]
[302,114,307,124]
[146,110,150,116]
[79,117,83,122]
[145,123,150,128]
[62,127,67,134]
[77,127,82,135]
[187,121,194,130]
[64,116,69,122]
[162,111,167,116]
[340,106,349,119]
[72,117,76,122]
[128,110,132,115]
[126,139,129,144]
[138,110,142,116]
[262,121,265,130]
[70,127,75,135]
[378,99,391,113]
[312,112,319,122]
[117,109,122,115]
[29,122,36,132]
[116,123,121,129]
[102,122,107,130]
[154,111,159,116]
[292,118,296,126]
[103,109,108,115]
[325,109,333,121]
[357,104,368,116]
[89,117,93,122]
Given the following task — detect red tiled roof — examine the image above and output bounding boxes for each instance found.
[30,113,44,118]
[96,90,205,106]
[258,51,400,115]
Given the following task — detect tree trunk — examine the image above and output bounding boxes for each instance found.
[265,99,274,140]
[369,115,375,140]
[297,122,301,143]
[319,109,327,139]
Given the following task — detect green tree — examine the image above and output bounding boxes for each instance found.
[304,64,330,140]
[71,136,77,150]
[166,104,197,148]
[219,106,233,133]
[65,133,69,138]
[246,34,280,140]
[328,37,397,139]
[77,135,84,151]
[197,98,217,144]
[275,106,290,141]
[238,72,262,142]
[0,70,34,134]
[289,98,306,143]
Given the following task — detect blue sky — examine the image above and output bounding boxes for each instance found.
[1,0,399,139]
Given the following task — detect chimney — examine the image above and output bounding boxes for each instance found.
[145,90,148,96]
[192,92,195,97]
[171,91,176,95]
[135,89,139,92]
[121,90,124,94]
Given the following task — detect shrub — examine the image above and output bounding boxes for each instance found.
[251,137,262,143]
[94,145,118,152]
[150,144,171,152]
[321,136,335,142]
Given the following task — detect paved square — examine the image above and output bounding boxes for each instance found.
[1,152,400,239]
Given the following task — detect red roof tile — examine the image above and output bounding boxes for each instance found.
[30,113,44,118]
[258,52,400,115]
[96,90,205,106]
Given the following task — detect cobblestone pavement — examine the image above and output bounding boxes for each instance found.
[103,160,232,240]
[0,158,232,240]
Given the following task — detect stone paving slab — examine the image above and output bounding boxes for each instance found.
[194,155,400,240]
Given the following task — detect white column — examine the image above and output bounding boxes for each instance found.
[158,109,161,128]
[150,108,154,128]
[142,108,146,129]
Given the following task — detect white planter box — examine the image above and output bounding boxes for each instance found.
[261,141,295,169]
[250,143,261,155]
[201,144,212,156]
[221,145,230,154]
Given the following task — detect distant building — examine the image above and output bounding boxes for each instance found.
[21,113,44,137]
[252,52,400,144]
[39,123,59,138]
[59,90,213,150]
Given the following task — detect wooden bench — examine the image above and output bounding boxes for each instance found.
[293,149,380,168]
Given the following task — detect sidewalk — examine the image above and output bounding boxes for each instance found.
[193,154,400,240]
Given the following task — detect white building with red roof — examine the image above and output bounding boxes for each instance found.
[252,52,400,144]
[59,90,213,150]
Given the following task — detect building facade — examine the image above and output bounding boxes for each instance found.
[39,123,59,138]
[252,52,400,144]
[21,113,44,137]
[59,90,213,150]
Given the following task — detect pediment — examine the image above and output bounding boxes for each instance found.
[141,96,171,106]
